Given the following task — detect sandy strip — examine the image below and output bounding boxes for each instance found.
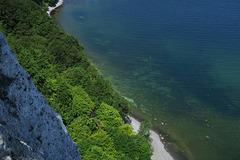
[46,1,173,159]
[47,0,64,16]
[130,117,174,160]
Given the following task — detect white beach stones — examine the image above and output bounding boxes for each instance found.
[130,117,174,160]
[0,32,81,159]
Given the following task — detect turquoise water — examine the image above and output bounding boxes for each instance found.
[53,0,240,159]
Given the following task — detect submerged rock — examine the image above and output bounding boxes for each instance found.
[0,32,81,160]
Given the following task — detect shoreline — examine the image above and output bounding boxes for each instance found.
[47,0,64,16]
[130,116,174,160]
[48,1,173,159]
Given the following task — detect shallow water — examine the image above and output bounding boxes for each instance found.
[53,0,240,159]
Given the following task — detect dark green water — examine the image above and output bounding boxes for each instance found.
[53,0,240,159]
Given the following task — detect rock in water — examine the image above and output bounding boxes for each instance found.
[0,32,81,160]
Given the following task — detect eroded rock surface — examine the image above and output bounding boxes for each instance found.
[0,32,81,160]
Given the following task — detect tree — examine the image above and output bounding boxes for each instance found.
[0,0,152,158]
[83,146,117,160]
[117,124,135,136]
[67,117,91,143]
[66,86,95,124]
[114,134,152,160]
[96,103,123,136]
[138,118,152,144]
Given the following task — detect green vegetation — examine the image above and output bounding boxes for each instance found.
[0,0,152,159]
[33,0,57,11]
[138,118,152,144]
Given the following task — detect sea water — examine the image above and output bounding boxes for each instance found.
[53,0,240,159]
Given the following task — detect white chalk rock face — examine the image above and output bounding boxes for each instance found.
[0,32,81,160]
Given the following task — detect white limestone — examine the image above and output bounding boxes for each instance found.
[0,32,81,160]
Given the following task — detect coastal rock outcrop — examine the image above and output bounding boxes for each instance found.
[0,32,81,160]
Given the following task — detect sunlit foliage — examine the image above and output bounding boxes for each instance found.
[0,0,152,159]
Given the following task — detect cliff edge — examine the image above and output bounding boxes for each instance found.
[0,32,81,160]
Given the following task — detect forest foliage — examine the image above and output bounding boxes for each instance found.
[0,0,152,159]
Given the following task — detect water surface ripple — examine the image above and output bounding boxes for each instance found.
[53,0,240,159]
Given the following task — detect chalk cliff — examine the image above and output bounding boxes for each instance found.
[0,32,81,160]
